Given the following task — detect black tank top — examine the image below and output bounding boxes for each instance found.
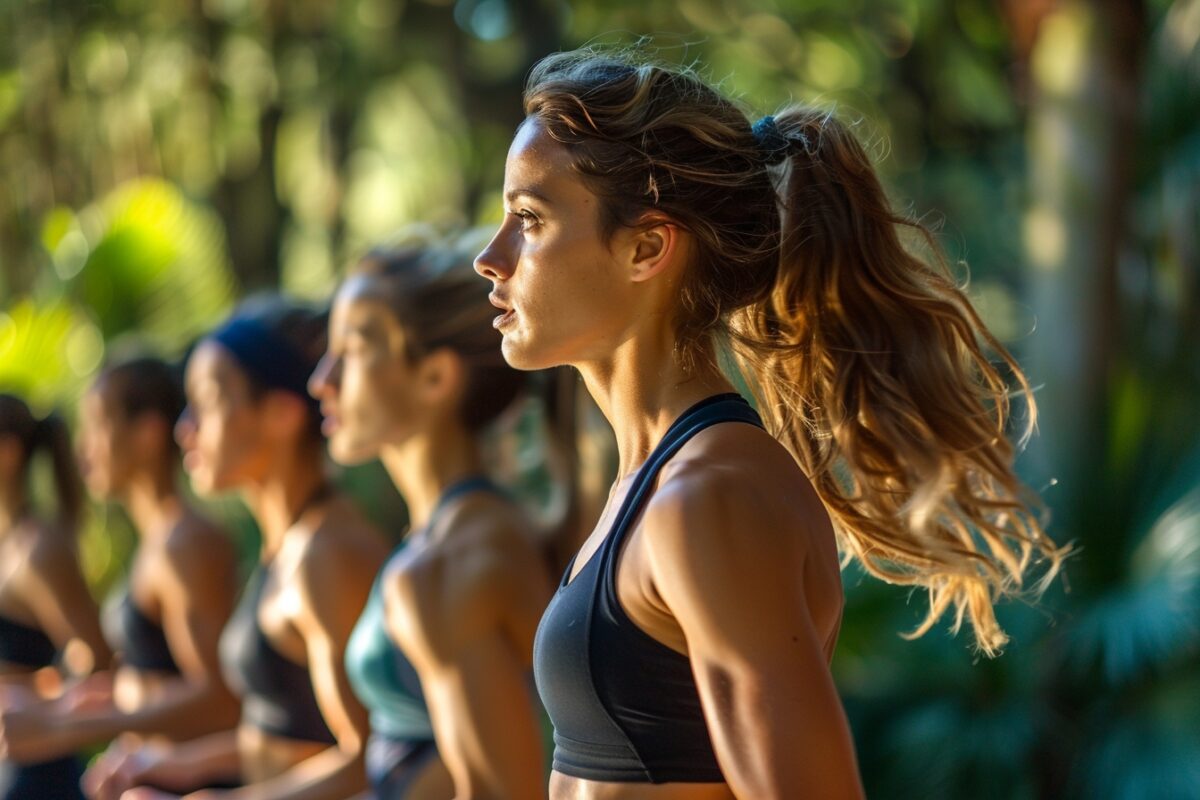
[0,613,57,668]
[102,587,180,674]
[533,393,764,783]
[219,564,336,744]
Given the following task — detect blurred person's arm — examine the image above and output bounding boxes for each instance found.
[391,515,550,800]
[0,528,239,762]
[88,730,242,800]
[17,523,111,680]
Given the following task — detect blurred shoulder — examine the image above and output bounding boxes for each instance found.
[163,508,236,571]
[21,516,79,570]
[300,493,388,585]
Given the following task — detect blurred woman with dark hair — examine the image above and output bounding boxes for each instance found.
[96,298,387,800]
[307,234,552,799]
[0,357,241,791]
[0,393,109,800]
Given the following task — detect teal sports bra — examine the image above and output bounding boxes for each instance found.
[345,476,501,742]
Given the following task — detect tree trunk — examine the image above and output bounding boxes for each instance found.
[1022,0,1143,558]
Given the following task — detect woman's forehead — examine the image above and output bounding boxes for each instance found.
[186,341,243,389]
[505,120,602,218]
[334,278,404,333]
[506,120,574,191]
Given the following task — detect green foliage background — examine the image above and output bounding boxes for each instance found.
[2,1,1197,797]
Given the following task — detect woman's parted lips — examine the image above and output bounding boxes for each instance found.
[488,292,512,312]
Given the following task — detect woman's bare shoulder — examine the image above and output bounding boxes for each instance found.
[388,495,546,659]
[163,508,236,570]
[641,423,838,590]
[20,518,78,570]
[656,421,829,536]
[294,496,389,589]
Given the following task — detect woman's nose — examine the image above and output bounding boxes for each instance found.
[474,226,514,281]
[174,408,196,448]
[308,354,339,399]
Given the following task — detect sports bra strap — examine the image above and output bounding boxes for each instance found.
[433,475,500,517]
[599,394,763,564]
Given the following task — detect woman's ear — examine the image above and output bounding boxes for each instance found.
[260,391,311,442]
[625,214,685,284]
[130,414,172,464]
[416,348,467,410]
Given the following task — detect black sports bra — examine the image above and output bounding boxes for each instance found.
[533,393,764,783]
[102,587,179,674]
[219,565,336,745]
[0,612,57,669]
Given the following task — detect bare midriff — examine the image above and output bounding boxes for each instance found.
[237,724,329,783]
[550,773,738,800]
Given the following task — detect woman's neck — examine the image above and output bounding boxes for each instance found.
[379,417,482,532]
[123,467,183,542]
[243,447,329,560]
[0,481,29,534]
[576,329,732,481]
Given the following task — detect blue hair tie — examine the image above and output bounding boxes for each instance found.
[206,316,317,407]
[751,115,790,166]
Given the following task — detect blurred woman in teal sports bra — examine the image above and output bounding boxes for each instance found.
[309,233,553,799]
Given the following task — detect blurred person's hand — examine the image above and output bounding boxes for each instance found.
[59,669,115,714]
[0,674,117,763]
[86,737,198,800]
[119,790,181,800]
[118,790,229,800]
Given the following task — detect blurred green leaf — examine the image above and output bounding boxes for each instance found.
[72,178,237,352]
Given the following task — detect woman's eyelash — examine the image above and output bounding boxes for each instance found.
[510,209,539,228]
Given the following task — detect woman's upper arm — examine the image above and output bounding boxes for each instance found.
[293,540,377,751]
[644,475,864,800]
[396,548,545,800]
[158,529,236,681]
[24,537,111,673]
[421,625,544,800]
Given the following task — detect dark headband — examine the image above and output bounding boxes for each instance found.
[206,316,316,405]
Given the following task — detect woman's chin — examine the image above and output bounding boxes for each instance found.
[185,471,218,497]
[328,436,378,467]
[500,333,554,372]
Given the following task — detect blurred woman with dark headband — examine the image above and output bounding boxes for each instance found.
[99,297,387,800]
[0,357,240,792]
[307,235,552,798]
[0,393,109,800]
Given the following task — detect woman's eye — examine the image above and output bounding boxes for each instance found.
[511,210,539,231]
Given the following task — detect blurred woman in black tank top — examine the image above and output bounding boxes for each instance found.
[0,393,109,800]
[98,297,387,800]
[0,357,243,794]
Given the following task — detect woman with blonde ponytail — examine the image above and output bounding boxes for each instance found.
[0,395,110,799]
[474,47,1069,800]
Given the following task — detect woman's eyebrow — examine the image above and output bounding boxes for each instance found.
[504,187,552,205]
